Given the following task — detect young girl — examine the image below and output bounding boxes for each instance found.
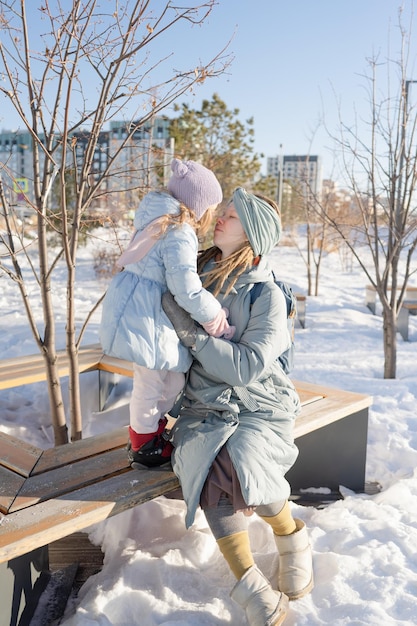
[162,188,313,626]
[100,159,233,469]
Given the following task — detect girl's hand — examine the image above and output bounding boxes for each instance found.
[202,308,235,340]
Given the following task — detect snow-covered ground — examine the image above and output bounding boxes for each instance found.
[1,236,417,625]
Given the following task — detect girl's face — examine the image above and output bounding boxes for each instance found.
[213,201,248,257]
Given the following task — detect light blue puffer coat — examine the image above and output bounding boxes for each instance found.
[170,256,301,527]
[99,192,221,371]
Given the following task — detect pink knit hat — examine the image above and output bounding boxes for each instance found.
[167,158,223,219]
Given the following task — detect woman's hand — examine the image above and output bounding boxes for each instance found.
[162,292,198,348]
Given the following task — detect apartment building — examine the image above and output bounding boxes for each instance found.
[0,117,173,213]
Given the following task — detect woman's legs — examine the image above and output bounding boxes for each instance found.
[256,500,296,536]
[257,500,314,601]
[203,496,254,579]
[203,497,288,626]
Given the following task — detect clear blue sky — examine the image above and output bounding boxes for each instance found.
[2,1,417,180]
[167,0,417,179]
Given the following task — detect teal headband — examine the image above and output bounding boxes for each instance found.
[232,187,282,256]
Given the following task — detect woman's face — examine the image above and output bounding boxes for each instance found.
[213,201,248,257]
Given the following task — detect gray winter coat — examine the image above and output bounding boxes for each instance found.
[171,256,301,527]
[100,192,221,371]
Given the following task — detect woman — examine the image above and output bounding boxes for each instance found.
[162,188,313,626]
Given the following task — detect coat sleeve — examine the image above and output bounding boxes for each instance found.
[162,225,221,324]
[192,284,289,387]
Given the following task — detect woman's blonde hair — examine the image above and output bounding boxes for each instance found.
[198,243,254,297]
[197,192,280,297]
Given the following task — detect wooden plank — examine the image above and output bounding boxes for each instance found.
[0,465,26,514]
[98,354,134,377]
[0,431,43,476]
[10,447,130,513]
[33,427,128,475]
[365,284,417,314]
[48,531,104,586]
[296,386,324,406]
[0,344,103,390]
[0,468,180,563]
[97,356,327,408]
[9,384,370,512]
[293,380,372,438]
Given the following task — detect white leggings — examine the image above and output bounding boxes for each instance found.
[129,364,185,434]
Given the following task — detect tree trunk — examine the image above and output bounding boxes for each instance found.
[68,347,82,442]
[382,304,397,379]
[306,223,313,295]
[43,352,69,445]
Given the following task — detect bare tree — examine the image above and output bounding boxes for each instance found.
[320,18,417,379]
[283,151,331,297]
[0,0,231,444]
[285,181,325,297]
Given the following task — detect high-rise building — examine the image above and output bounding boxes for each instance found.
[267,154,322,198]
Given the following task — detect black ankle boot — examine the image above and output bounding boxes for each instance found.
[127,429,173,469]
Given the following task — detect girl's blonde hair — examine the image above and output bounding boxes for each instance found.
[198,192,280,297]
[150,193,216,239]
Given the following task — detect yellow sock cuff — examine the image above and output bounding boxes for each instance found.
[217,531,254,580]
[259,500,297,536]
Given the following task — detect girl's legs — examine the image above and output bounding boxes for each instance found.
[128,365,184,468]
[130,364,184,435]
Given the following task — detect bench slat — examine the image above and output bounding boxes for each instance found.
[0,468,180,563]
[296,387,324,406]
[293,380,372,438]
[0,344,103,390]
[97,356,327,408]
[33,427,128,475]
[0,466,26,514]
[98,354,135,377]
[10,447,130,513]
[0,431,43,477]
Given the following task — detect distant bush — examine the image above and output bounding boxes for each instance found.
[93,248,120,279]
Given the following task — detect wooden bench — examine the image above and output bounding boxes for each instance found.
[0,377,371,564]
[365,285,417,341]
[0,343,132,412]
[0,346,371,623]
[0,348,371,563]
[397,301,417,341]
[365,284,417,313]
[295,293,307,328]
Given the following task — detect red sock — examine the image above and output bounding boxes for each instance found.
[129,426,155,451]
[129,418,168,451]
